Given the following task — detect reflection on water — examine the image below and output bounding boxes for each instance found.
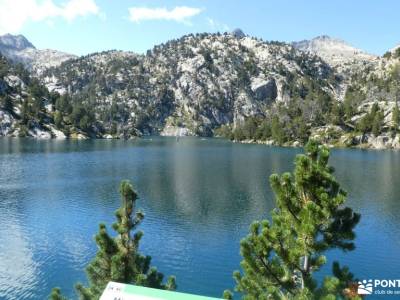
[0,214,38,299]
[0,137,399,299]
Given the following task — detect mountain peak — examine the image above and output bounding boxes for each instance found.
[292,35,376,67]
[314,34,343,40]
[315,34,332,40]
[293,35,348,49]
[0,33,75,73]
[231,28,246,39]
[0,33,35,50]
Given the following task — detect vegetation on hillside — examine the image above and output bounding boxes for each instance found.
[218,62,400,146]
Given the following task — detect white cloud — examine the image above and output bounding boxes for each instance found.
[0,0,101,34]
[207,18,229,32]
[128,6,203,25]
[61,0,100,21]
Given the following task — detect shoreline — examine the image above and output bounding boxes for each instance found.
[234,135,400,150]
[2,133,400,151]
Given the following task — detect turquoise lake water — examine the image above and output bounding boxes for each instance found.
[0,137,399,299]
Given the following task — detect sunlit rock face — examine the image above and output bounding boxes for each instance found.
[251,77,277,103]
[39,32,337,136]
[292,35,377,68]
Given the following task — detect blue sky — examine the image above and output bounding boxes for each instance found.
[0,0,399,56]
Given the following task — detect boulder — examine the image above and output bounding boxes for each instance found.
[292,141,301,147]
[251,78,277,103]
[369,135,390,149]
[0,110,13,136]
[161,125,193,137]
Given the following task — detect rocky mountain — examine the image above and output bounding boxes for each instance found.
[0,34,34,50]
[0,54,65,138]
[0,31,399,149]
[292,36,379,102]
[292,35,377,68]
[40,31,338,137]
[0,34,76,74]
[288,36,400,148]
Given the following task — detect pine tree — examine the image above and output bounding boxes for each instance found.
[329,102,345,126]
[1,95,13,113]
[225,140,361,299]
[392,103,400,133]
[54,111,63,129]
[372,110,384,136]
[21,100,29,125]
[0,55,9,79]
[51,180,176,300]
[271,115,286,145]
[49,288,67,300]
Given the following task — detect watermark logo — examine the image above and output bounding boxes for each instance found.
[358,279,373,295]
[356,279,400,296]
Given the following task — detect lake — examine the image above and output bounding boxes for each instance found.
[0,137,399,299]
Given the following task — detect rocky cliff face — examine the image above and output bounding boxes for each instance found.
[40,32,337,136]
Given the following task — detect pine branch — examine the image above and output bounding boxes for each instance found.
[256,254,295,295]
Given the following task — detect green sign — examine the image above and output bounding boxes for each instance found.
[100,282,222,300]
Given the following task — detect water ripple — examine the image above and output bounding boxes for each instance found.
[0,138,399,299]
